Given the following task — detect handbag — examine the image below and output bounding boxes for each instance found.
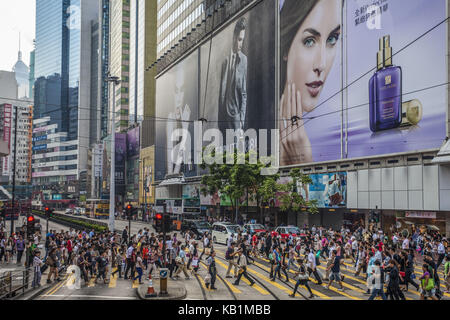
[175,256,182,264]
[204,273,211,284]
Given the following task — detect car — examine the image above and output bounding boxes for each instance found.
[73,207,81,216]
[211,222,241,245]
[271,226,304,242]
[181,219,211,239]
[242,223,267,236]
[65,208,73,215]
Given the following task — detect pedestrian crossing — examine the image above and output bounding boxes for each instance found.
[38,252,449,300]
[211,246,449,300]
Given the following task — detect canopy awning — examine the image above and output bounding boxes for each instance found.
[431,139,450,164]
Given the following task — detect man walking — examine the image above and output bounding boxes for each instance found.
[306,248,323,285]
[326,250,344,291]
[233,249,255,286]
[124,243,136,280]
[122,227,128,245]
[225,242,238,278]
[16,235,25,264]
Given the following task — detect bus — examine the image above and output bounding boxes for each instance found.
[86,199,110,219]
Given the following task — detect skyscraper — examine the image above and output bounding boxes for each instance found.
[33,0,99,203]
[109,0,131,133]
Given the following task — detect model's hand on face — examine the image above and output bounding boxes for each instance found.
[280,82,312,165]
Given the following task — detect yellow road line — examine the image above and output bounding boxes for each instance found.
[109,268,118,288]
[88,275,96,287]
[213,259,270,295]
[250,260,329,299]
[197,271,212,291]
[199,262,242,294]
[245,265,306,298]
[46,275,69,296]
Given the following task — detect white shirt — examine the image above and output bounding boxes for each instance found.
[438,243,445,254]
[126,246,134,259]
[307,252,316,269]
[402,238,409,250]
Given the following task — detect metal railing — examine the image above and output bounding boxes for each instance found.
[0,268,31,300]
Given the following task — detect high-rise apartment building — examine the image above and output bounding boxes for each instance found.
[109,0,131,133]
[0,103,33,185]
[33,0,99,204]
[156,0,205,58]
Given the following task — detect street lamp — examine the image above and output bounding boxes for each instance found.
[106,74,121,232]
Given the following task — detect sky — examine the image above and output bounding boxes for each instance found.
[0,0,35,71]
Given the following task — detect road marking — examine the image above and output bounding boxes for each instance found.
[214,260,269,295]
[109,268,118,288]
[197,271,212,291]
[199,262,242,294]
[88,276,96,287]
[40,294,136,299]
[250,260,329,299]
[46,275,69,296]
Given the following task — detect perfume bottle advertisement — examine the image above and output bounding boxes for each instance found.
[346,0,447,158]
[279,0,447,166]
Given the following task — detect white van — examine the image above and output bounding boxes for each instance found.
[211,222,241,245]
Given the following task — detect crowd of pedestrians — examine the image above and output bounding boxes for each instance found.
[1,215,449,300]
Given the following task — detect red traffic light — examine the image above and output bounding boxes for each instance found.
[27,216,35,222]
[155,213,162,220]
[127,205,132,210]
[45,207,49,212]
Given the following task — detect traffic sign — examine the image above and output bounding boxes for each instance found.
[159,268,168,279]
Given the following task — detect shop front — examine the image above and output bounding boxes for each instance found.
[394,211,448,238]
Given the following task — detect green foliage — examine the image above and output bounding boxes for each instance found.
[277,168,319,214]
[32,210,107,232]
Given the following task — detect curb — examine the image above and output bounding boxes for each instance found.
[14,282,52,300]
[136,282,187,300]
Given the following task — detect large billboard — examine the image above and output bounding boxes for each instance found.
[115,133,126,193]
[199,0,275,155]
[127,126,140,158]
[155,50,198,181]
[279,0,447,166]
[275,172,347,208]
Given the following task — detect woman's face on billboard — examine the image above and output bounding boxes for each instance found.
[286,0,341,113]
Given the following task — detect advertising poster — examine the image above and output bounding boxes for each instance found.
[346,0,447,157]
[279,0,343,166]
[298,172,347,208]
[199,0,275,167]
[127,126,140,158]
[275,172,347,208]
[182,184,200,199]
[279,0,447,166]
[155,51,198,181]
[115,133,126,193]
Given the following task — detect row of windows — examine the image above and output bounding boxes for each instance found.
[158,0,177,20]
[157,3,204,54]
[157,0,196,37]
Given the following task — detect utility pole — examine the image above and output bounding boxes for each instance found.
[10,106,18,236]
[106,74,121,232]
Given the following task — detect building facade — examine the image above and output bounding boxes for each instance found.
[33,0,100,205]
[109,0,131,133]
[152,0,450,237]
[0,102,33,185]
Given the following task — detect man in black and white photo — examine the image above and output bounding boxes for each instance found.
[219,17,248,133]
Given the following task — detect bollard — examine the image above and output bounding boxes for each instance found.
[159,268,168,296]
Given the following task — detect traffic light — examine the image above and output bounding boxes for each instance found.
[155,213,162,231]
[26,215,35,236]
[44,207,53,218]
[163,214,171,233]
[126,204,133,220]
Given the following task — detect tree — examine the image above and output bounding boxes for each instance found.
[277,168,318,226]
[200,149,278,224]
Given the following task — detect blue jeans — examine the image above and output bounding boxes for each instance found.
[368,288,387,300]
[134,267,143,282]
